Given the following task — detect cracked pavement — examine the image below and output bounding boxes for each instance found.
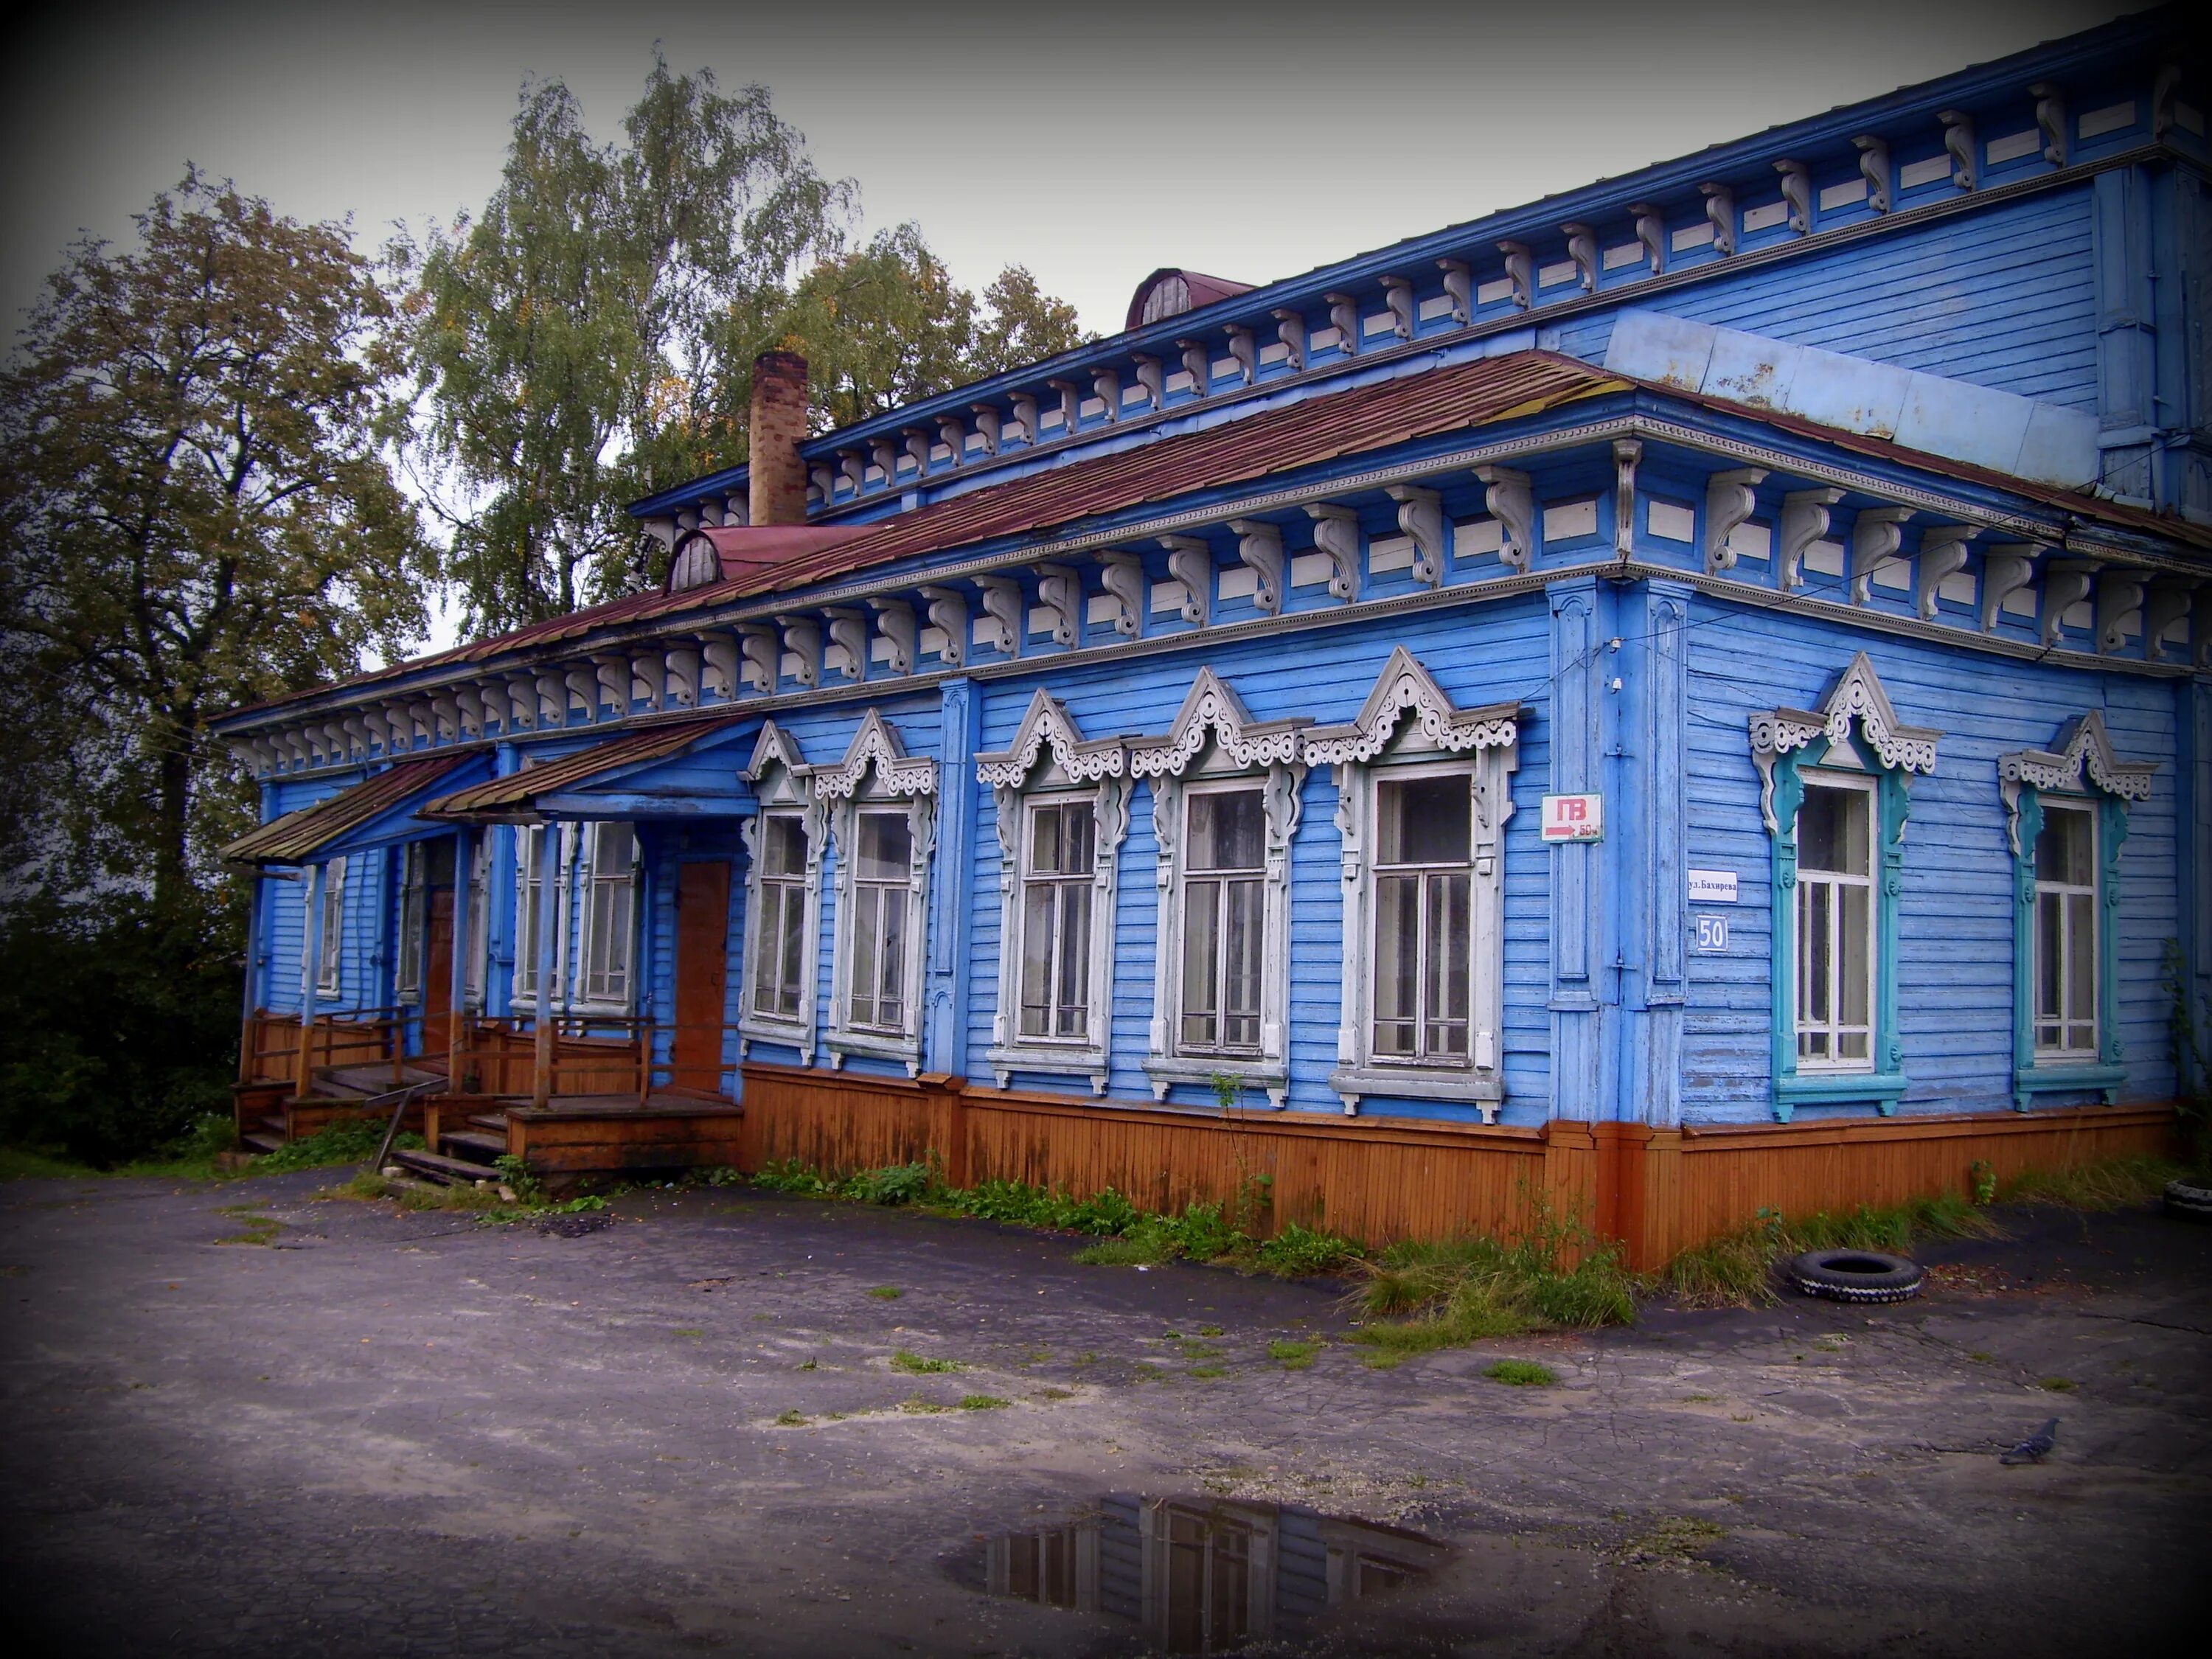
[1,1170,2205,1656]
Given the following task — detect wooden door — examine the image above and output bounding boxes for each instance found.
[671,860,732,1096]
[422,888,455,1053]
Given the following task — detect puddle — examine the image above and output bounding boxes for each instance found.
[957,1493,1448,1653]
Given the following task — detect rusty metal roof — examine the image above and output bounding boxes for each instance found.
[222,754,474,864]
[417,714,748,822]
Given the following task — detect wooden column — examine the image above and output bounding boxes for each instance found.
[532,825,560,1110]
[296,862,325,1099]
[237,870,264,1085]
[448,826,473,1089]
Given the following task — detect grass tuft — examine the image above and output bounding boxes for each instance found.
[1483,1359,1557,1387]
[1350,1211,1637,1357]
[1266,1338,1324,1371]
[958,1394,1010,1411]
[866,1285,902,1301]
[1658,1190,2008,1310]
[2002,1156,2179,1211]
[889,1349,959,1374]
[773,1409,808,1427]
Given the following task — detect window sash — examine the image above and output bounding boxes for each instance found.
[846,879,908,1033]
[1794,777,1876,1069]
[462,837,490,1006]
[1367,773,1475,1067]
[1018,800,1096,1043]
[751,875,808,1021]
[512,827,563,1003]
[394,845,425,1003]
[315,858,347,995]
[1175,787,1265,1057]
[2033,805,2098,1057]
[577,823,636,1007]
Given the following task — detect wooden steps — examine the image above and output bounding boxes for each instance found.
[387,1147,501,1186]
[312,1062,445,1102]
[442,1130,507,1159]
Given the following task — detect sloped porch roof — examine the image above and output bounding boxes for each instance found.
[417,714,754,824]
[222,754,482,865]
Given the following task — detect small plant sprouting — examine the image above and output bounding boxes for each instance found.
[1483,1359,1557,1387]
[958,1394,1011,1411]
[866,1285,902,1301]
[773,1409,808,1427]
[890,1349,960,1374]
[1267,1338,1324,1370]
[1969,1160,1997,1206]
[2037,1376,2078,1392]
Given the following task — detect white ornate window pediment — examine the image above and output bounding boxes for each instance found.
[978,690,1130,1093]
[1129,670,1310,1108]
[1996,709,2156,853]
[1304,648,1521,1121]
[817,711,938,1074]
[1749,651,1940,833]
[737,720,825,1064]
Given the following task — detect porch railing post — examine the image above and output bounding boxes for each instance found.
[532,823,559,1110]
[297,861,325,1100]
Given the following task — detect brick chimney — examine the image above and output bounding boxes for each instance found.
[748,350,810,526]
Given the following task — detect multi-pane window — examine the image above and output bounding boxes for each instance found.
[750,813,810,1023]
[1019,800,1096,1040]
[579,823,637,1006]
[1795,778,1875,1068]
[2033,803,2098,1057]
[462,835,489,1006]
[846,810,912,1033]
[1178,787,1265,1055]
[1370,775,1471,1064]
[394,844,426,1002]
[316,857,347,995]
[512,826,556,1002]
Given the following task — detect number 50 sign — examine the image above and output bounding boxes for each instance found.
[1540,793,1604,842]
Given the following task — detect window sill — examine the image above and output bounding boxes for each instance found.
[990,1046,1109,1095]
[1773,1070,1907,1121]
[2012,1061,2125,1109]
[1329,1065,1502,1123]
[737,1017,814,1065]
[1144,1055,1287,1108]
[826,1028,922,1077]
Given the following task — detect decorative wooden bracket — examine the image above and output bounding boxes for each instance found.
[1698,184,1736,255]
[1629,204,1666,274]
[1380,276,1414,338]
[774,616,822,688]
[1852,135,1891,212]
[1778,487,1845,589]
[1046,378,1079,431]
[1614,440,1642,557]
[700,637,739,699]
[1161,536,1212,626]
[1222,324,1256,384]
[2154,62,2183,143]
[1703,467,1768,574]
[1133,354,1164,410]
[919,586,967,667]
[1980,546,2038,630]
[1938,109,1977,189]
[591,656,628,713]
[976,577,1024,656]
[1226,519,1286,614]
[824,608,869,682]
[627,652,663,709]
[2040,560,2096,645]
[1090,369,1121,421]
[2144,577,2200,662]
[1496,241,1534,308]
[1385,486,1447,588]
[1475,466,1535,573]
[1304,504,1361,600]
[1774,160,1812,234]
[1848,507,1915,605]
[1323,293,1360,355]
[838,450,864,494]
[1561,224,1598,292]
[738,625,778,693]
[809,464,834,502]
[936,416,966,461]
[2028,82,2068,165]
[1009,394,1038,446]
[1269,310,1306,372]
[970,403,1001,454]
[2096,568,2148,655]
[1436,258,1472,323]
[1915,526,1974,620]
[531,675,565,728]
[1175,338,1209,389]
[1035,564,1083,646]
[1097,552,1145,636]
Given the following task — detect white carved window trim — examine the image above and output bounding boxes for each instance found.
[737,722,824,1065]
[1301,647,1520,1121]
[978,690,1129,1095]
[394,843,426,1004]
[574,821,640,1012]
[818,712,938,1076]
[511,824,576,1009]
[462,833,490,1010]
[1130,670,1310,1107]
[316,855,348,997]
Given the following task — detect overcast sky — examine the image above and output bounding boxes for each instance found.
[1,0,2134,344]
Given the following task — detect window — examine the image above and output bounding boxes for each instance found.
[749,813,811,1023]
[512,825,565,1004]
[315,857,347,996]
[1178,787,1266,1055]
[1371,775,1473,1065]
[462,835,489,1008]
[394,844,426,1003]
[1020,800,1096,1040]
[2032,804,2098,1057]
[1792,777,1876,1069]
[577,822,638,1007]
[845,809,912,1034]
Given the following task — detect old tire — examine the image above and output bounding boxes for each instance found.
[2163,1178,2212,1223]
[1787,1248,1924,1304]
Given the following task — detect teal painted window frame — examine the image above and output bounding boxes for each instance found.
[2006,786,2128,1107]
[1764,731,1912,1121]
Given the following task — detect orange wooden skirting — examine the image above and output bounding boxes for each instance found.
[737,1063,2177,1267]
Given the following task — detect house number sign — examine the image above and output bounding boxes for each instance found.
[1694,914,1730,952]
[1540,793,1604,842]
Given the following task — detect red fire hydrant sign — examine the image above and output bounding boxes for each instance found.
[1540,792,1604,842]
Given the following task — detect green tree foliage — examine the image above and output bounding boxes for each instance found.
[404,58,1091,630]
[0,169,429,906]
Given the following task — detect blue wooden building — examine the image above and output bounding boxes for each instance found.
[217,11,2207,1259]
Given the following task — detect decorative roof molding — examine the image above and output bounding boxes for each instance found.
[1997,707,2157,839]
[974,689,1127,787]
[1301,645,1522,767]
[742,720,811,783]
[1128,668,1311,779]
[812,709,938,800]
[1748,651,1941,832]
